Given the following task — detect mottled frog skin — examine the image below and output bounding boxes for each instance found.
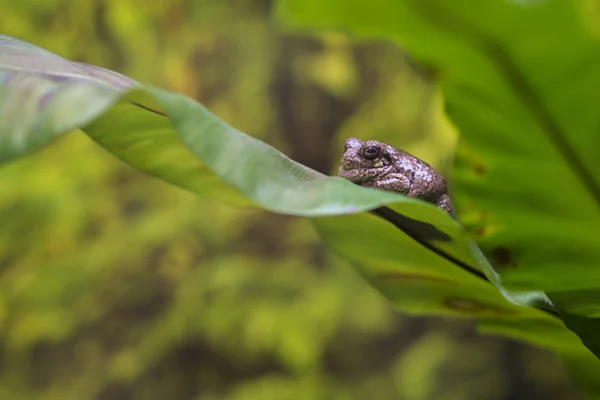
[338,137,454,216]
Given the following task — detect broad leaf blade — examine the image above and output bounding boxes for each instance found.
[82,94,251,206]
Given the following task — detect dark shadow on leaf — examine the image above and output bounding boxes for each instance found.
[372,206,452,242]
[559,312,600,359]
[371,206,489,281]
[372,206,559,318]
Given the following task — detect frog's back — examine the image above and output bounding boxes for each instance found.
[397,149,447,201]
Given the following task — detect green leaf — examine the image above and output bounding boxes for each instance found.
[1,33,599,392]
[278,0,600,388]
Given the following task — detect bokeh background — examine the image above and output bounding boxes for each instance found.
[0,1,584,399]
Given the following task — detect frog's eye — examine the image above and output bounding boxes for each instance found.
[362,146,380,160]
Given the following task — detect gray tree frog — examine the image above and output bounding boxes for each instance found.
[338,137,454,216]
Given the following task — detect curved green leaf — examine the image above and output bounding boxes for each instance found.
[1,34,599,393]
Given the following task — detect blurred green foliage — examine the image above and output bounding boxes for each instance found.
[0,0,585,399]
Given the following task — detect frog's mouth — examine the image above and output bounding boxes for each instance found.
[338,165,390,184]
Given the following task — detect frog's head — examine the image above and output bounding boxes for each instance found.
[338,137,395,183]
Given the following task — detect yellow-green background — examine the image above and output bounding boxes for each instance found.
[0,0,583,399]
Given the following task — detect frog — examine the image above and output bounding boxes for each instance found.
[338,137,454,216]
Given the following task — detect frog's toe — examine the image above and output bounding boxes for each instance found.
[436,194,455,217]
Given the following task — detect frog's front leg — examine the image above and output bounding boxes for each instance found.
[362,173,411,195]
[436,194,455,217]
